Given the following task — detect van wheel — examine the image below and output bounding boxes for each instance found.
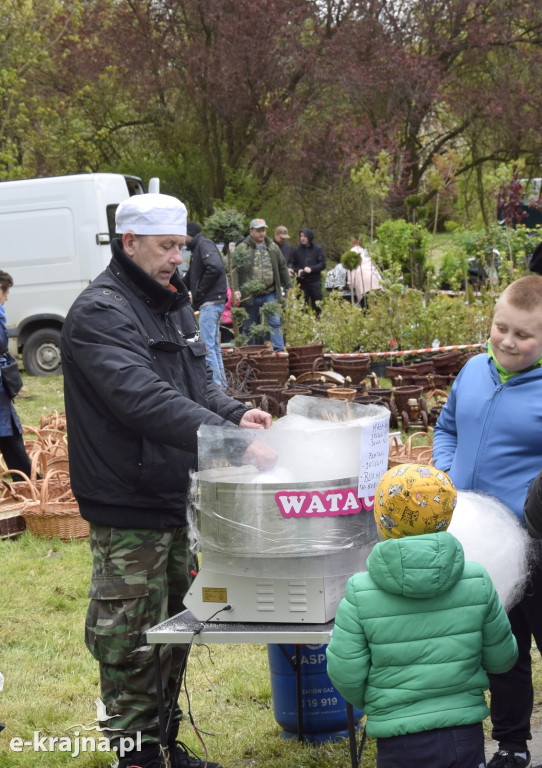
[22,329,62,376]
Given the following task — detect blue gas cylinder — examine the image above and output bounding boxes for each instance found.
[267,643,363,743]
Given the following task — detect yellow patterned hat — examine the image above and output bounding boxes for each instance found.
[374,463,457,540]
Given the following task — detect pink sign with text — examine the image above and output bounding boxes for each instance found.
[274,487,375,518]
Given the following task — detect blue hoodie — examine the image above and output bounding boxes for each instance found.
[433,352,542,522]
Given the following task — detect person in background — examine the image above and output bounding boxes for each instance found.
[0,270,32,477]
[232,218,292,351]
[433,274,542,768]
[346,237,383,308]
[288,228,326,315]
[220,285,235,345]
[273,225,292,263]
[61,193,273,768]
[327,463,517,768]
[183,221,228,389]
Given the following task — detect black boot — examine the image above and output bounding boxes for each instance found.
[168,740,223,768]
[118,741,163,768]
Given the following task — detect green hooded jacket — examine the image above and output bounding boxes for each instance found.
[326,532,517,738]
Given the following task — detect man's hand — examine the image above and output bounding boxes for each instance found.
[242,440,278,472]
[234,290,242,302]
[239,410,275,469]
[239,409,272,429]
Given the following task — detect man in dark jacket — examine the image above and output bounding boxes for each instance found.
[183,221,227,388]
[61,193,272,768]
[273,225,292,263]
[288,228,326,314]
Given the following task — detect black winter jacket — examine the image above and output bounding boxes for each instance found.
[525,469,542,538]
[289,228,326,284]
[182,232,227,310]
[61,240,248,529]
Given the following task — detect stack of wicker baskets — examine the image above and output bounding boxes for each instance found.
[20,468,88,542]
[0,412,90,542]
[286,344,325,378]
[328,354,371,384]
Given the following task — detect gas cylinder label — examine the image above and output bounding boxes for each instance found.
[275,488,374,518]
[201,587,228,602]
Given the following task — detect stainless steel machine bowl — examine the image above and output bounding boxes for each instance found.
[185,465,378,623]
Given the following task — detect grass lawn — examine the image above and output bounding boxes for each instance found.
[1,372,541,767]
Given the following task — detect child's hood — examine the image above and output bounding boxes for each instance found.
[366,531,465,599]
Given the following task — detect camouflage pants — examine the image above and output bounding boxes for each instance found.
[85,523,197,749]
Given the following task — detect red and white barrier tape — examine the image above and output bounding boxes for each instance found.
[324,343,486,359]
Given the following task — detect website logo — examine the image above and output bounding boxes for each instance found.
[9,699,141,758]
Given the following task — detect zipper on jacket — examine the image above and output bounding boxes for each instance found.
[471,382,502,487]
[164,310,199,345]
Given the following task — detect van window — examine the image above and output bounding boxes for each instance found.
[107,204,118,241]
[124,176,146,196]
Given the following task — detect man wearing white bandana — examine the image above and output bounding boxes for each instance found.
[61,193,272,768]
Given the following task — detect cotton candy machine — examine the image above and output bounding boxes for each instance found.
[184,396,390,623]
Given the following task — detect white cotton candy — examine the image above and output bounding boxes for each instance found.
[449,490,531,612]
[250,466,296,484]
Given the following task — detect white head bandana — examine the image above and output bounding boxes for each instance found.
[115,193,187,236]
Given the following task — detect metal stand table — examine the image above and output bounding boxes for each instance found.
[144,610,364,768]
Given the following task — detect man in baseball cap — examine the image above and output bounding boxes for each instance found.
[249,217,267,229]
[273,225,292,263]
[232,217,292,351]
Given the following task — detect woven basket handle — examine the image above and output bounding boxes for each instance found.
[388,434,405,457]
[29,448,48,481]
[404,431,433,461]
[0,469,39,501]
[40,469,72,508]
[22,424,46,447]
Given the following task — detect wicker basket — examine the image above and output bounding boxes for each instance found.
[39,410,67,431]
[432,350,463,375]
[393,385,424,412]
[0,470,38,539]
[328,355,371,384]
[388,432,433,468]
[20,469,89,541]
[327,387,357,401]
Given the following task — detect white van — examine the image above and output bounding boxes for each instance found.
[0,173,148,375]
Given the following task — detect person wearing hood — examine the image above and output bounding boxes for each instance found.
[288,228,326,314]
[327,463,517,768]
[183,221,228,388]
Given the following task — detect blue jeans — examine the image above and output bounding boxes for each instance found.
[242,291,285,351]
[198,302,227,388]
[376,722,485,768]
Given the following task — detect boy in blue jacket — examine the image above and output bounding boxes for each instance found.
[434,275,542,768]
[327,463,517,768]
